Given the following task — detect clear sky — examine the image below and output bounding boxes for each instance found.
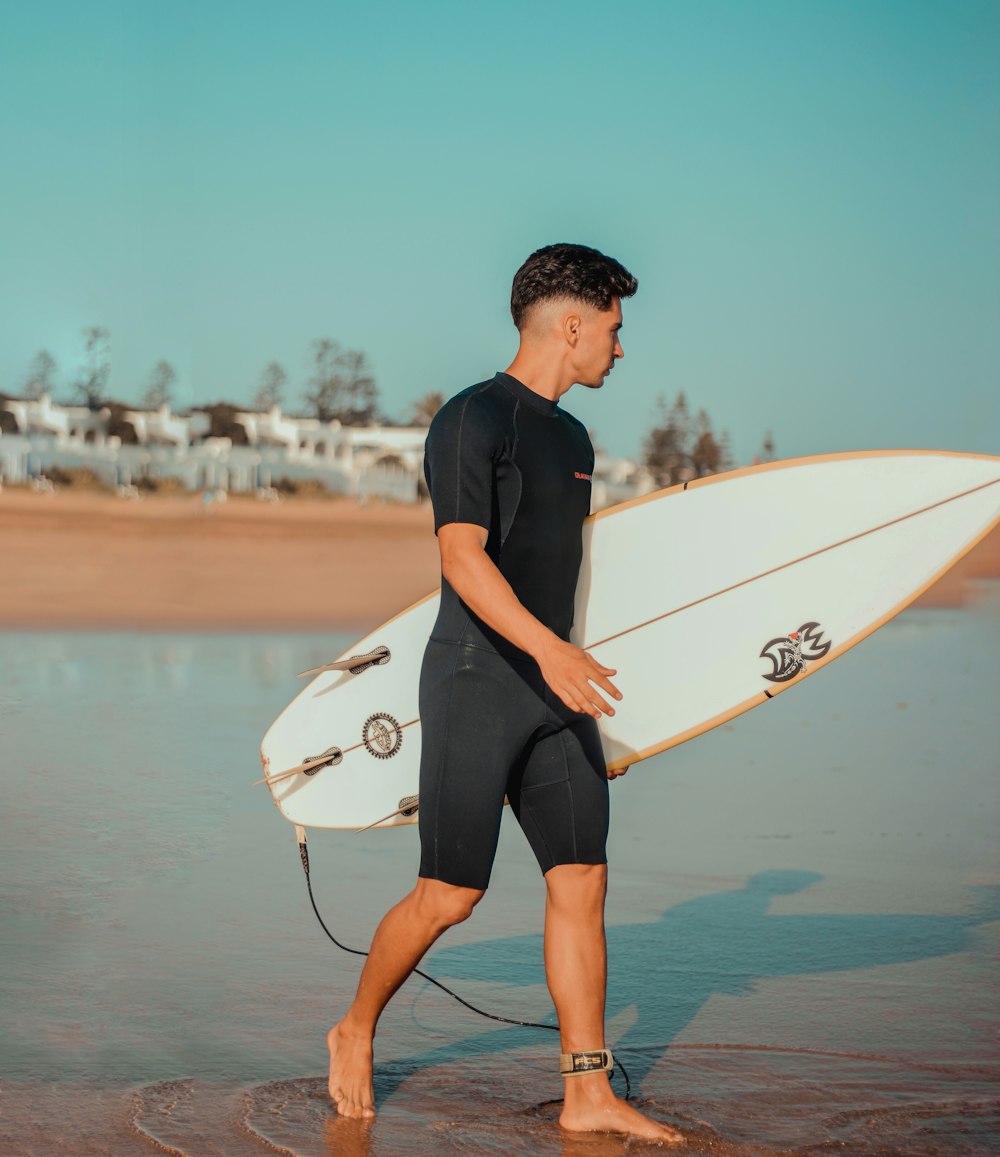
[1,0,997,463]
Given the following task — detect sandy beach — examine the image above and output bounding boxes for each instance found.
[0,489,440,631]
[1,487,998,630]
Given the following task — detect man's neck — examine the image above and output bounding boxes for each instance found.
[502,352,575,404]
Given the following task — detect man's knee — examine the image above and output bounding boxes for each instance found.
[413,877,485,929]
[545,863,608,912]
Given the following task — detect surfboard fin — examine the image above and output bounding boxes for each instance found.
[297,646,390,678]
[253,746,343,786]
[355,795,420,832]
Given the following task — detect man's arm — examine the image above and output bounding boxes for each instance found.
[438,522,622,720]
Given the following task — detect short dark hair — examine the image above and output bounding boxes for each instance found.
[510,243,638,329]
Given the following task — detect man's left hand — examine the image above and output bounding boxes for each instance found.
[607,764,629,781]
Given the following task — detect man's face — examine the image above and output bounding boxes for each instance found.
[573,298,624,389]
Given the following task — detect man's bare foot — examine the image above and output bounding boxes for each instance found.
[327,1022,375,1119]
[560,1075,683,1144]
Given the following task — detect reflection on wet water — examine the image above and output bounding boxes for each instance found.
[7,1050,1000,1156]
[1,600,998,1153]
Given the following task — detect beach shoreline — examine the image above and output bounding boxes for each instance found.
[2,488,998,631]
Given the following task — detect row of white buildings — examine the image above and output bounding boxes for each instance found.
[0,394,654,508]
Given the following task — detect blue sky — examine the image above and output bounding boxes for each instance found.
[1,0,997,462]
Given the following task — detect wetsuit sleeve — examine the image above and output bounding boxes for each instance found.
[424,395,498,534]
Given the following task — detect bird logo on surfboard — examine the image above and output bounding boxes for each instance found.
[760,622,832,682]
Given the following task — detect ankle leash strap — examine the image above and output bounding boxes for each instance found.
[559,1049,614,1076]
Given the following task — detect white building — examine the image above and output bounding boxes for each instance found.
[0,394,649,509]
[0,396,437,501]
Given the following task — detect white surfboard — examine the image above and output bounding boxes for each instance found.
[259,450,1000,831]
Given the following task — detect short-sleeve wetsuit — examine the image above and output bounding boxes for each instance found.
[418,371,609,890]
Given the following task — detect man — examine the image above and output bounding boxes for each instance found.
[327,243,683,1143]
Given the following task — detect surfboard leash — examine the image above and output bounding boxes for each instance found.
[295,827,632,1100]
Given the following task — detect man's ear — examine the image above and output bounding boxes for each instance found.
[562,311,582,347]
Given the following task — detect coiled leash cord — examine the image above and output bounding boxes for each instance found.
[297,831,632,1100]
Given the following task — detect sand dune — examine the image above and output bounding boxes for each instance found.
[1,488,997,630]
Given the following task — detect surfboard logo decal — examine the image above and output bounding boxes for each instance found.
[760,621,831,682]
[362,713,403,759]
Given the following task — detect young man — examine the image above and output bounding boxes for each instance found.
[328,243,683,1143]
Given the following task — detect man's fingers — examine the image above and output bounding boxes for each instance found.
[563,687,604,718]
[584,656,622,700]
[563,674,615,717]
[566,680,615,718]
[557,688,598,718]
[542,647,623,718]
[584,671,622,705]
[585,688,616,716]
[595,674,623,701]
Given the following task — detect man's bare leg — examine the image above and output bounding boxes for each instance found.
[544,864,683,1143]
[328,876,484,1118]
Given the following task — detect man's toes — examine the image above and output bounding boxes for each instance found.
[334,1093,373,1119]
[331,1089,361,1118]
[346,1101,374,1120]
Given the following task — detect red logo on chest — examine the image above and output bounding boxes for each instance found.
[574,471,592,481]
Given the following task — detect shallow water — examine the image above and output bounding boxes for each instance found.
[1,595,998,1154]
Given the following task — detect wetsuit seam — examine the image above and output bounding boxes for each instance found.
[561,728,578,863]
[449,381,495,526]
[428,635,538,666]
[498,398,522,552]
[429,641,463,879]
[517,705,566,872]
[519,777,556,871]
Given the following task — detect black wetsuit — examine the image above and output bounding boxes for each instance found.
[418,372,609,890]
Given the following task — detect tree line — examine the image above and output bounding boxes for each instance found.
[12,329,442,428]
[10,329,775,473]
[641,391,774,484]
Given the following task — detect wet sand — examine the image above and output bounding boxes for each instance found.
[2,618,998,1155]
[8,1050,1000,1156]
[1,488,998,630]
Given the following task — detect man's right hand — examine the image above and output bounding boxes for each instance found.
[534,636,622,719]
[436,524,623,718]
